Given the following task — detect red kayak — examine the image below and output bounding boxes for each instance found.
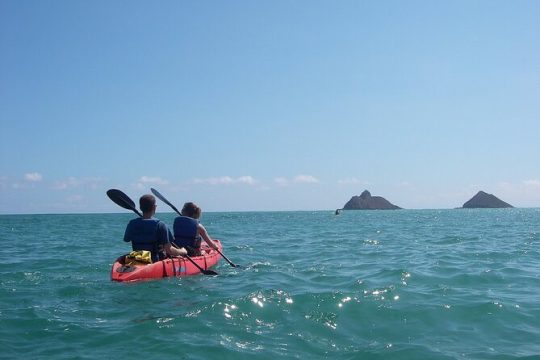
[111,240,222,282]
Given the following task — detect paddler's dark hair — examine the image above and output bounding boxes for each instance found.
[139,194,156,213]
[181,202,201,219]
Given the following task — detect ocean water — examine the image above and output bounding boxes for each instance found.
[1,209,539,359]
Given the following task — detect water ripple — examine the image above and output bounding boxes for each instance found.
[1,210,540,359]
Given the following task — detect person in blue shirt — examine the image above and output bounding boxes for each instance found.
[124,194,187,262]
[173,202,219,256]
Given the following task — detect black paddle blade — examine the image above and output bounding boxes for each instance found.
[106,189,142,217]
[202,269,219,276]
[150,188,181,215]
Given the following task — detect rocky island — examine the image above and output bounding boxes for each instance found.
[342,190,401,210]
[462,191,513,208]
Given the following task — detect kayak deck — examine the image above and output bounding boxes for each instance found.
[111,240,222,282]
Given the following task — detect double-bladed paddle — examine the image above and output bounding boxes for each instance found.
[150,187,241,268]
[106,188,218,276]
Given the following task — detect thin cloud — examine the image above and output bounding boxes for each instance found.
[139,176,169,185]
[293,175,319,184]
[338,177,370,185]
[192,176,257,186]
[274,177,289,186]
[397,181,414,189]
[275,175,319,186]
[54,176,80,190]
[133,176,169,190]
[237,176,256,185]
[524,179,540,187]
[25,172,43,182]
[66,194,84,203]
[53,176,105,190]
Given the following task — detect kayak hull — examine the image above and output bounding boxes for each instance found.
[111,240,222,282]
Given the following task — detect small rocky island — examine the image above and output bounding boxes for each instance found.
[462,191,513,208]
[342,190,401,210]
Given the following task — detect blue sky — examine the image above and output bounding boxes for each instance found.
[1,1,539,214]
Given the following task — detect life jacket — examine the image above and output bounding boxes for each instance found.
[129,218,164,262]
[173,216,201,250]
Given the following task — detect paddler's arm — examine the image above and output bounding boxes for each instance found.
[198,224,219,250]
[164,242,187,257]
[161,223,187,257]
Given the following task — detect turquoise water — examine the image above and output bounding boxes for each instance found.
[1,209,539,359]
